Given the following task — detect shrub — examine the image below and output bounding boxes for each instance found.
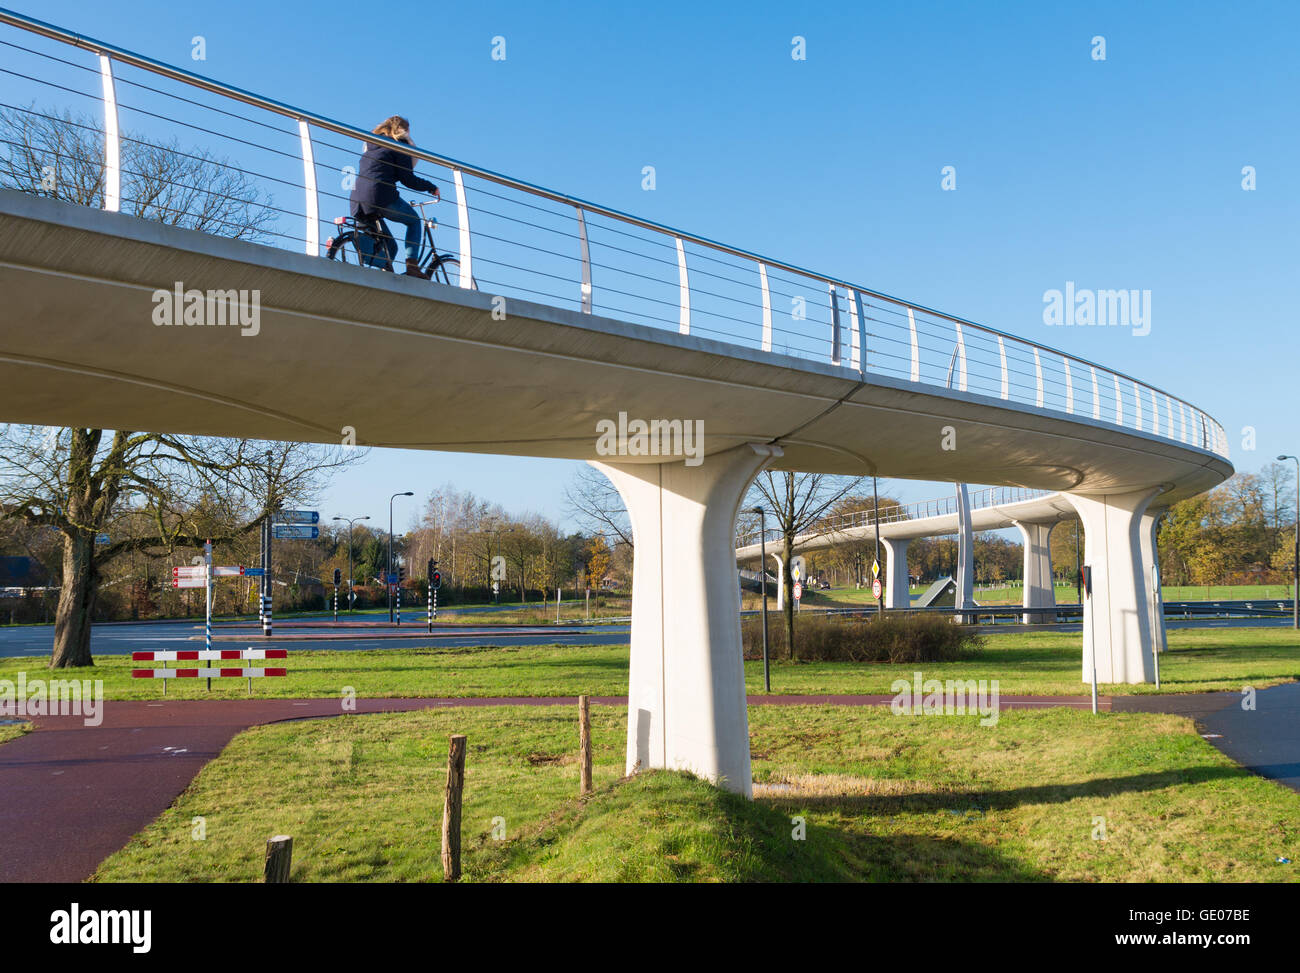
[741,612,984,663]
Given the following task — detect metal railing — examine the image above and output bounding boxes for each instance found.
[735,486,1053,549]
[0,8,1229,463]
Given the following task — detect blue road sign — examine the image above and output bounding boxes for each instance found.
[275,510,319,525]
[244,567,265,576]
[386,572,399,584]
[94,533,110,545]
[273,525,319,539]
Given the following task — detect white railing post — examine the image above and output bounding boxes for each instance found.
[1113,374,1123,425]
[998,336,1008,399]
[1033,348,1044,408]
[759,262,772,352]
[829,284,842,366]
[675,236,690,335]
[846,288,861,371]
[855,291,869,375]
[908,308,920,382]
[297,119,318,256]
[1091,366,1100,419]
[576,206,592,313]
[1133,379,1143,431]
[98,54,120,213]
[453,169,473,289]
[1064,356,1074,414]
[955,322,968,391]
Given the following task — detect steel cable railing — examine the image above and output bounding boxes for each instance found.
[0,8,1229,460]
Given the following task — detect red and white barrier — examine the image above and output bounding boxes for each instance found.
[133,667,287,678]
[132,648,288,690]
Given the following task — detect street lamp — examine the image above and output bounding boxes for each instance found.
[749,507,771,693]
[332,515,370,613]
[1278,455,1299,630]
[389,492,413,622]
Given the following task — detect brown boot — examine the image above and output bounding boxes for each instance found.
[404,259,431,280]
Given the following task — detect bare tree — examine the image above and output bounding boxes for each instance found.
[0,105,275,239]
[745,472,866,660]
[565,466,632,550]
[0,427,362,668]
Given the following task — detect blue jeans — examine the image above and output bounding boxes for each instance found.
[358,198,422,270]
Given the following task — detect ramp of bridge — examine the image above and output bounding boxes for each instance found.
[0,10,1232,795]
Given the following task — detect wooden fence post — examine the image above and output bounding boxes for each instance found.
[264,835,292,883]
[441,734,467,881]
[578,695,593,795]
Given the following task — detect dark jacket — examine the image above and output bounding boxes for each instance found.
[349,143,438,216]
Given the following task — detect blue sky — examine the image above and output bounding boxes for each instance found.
[11,0,1297,532]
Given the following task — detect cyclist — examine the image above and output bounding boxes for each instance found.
[348,115,440,278]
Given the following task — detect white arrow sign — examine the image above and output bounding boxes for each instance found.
[172,578,206,589]
[212,566,243,577]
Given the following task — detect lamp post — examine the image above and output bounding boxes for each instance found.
[389,492,413,622]
[750,507,770,693]
[1278,455,1299,630]
[332,515,369,613]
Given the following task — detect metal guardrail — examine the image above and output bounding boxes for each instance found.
[0,8,1229,464]
[736,485,1052,549]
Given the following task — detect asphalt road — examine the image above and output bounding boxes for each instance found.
[0,617,632,657]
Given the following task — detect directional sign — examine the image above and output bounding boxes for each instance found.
[244,567,265,577]
[273,525,319,539]
[172,578,206,589]
[212,566,244,577]
[873,578,883,599]
[173,566,206,578]
[386,573,399,584]
[275,510,319,525]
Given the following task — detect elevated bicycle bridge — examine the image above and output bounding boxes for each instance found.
[0,10,1232,795]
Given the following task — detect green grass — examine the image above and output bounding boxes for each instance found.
[0,720,29,745]
[4,626,1294,700]
[91,703,1300,883]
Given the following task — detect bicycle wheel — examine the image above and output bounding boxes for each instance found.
[326,231,357,264]
[431,257,459,286]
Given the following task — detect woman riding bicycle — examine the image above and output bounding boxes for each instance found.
[349,116,440,278]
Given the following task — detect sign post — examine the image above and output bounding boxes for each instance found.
[428,559,440,633]
[204,540,213,692]
[333,568,340,623]
[1082,565,1097,714]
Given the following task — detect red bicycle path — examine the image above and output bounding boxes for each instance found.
[0,690,1242,883]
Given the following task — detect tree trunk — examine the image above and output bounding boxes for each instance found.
[51,529,96,668]
[783,535,796,661]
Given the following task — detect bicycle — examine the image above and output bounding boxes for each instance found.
[325,198,477,288]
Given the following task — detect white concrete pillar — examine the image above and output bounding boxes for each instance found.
[880,536,911,609]
[954,483,976,618]
[1013,520,1056,624]
[769,553,785,612]
[1139,508,1168,654]
[1066,488,1162,684]
[592,443,780,797]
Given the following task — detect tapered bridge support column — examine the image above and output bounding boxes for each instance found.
[954,483,976,621]
[592,443,781,797]
[1066,488,1162,684]
[880,536,911,609]
[1140,508,1168,654]
[769,553,785,612]
[1013,520,1057,624]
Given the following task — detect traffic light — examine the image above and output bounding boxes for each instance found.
[428,559,441,589]
[398,565,406,584]
[333,568,341,586]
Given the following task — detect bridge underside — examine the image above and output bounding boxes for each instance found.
[0,192,1229,793]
